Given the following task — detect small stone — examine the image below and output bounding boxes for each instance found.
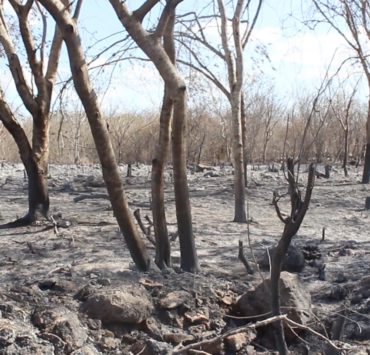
[225,331,256,351]
[159,290,191,309]
[163,333,195,344]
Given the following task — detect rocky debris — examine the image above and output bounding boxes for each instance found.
[80,284,153,325]
[236,272,312,330]
[32,306,88,353]
[259,245,306,273]
[350,275,370,304]
[0,318,54,355]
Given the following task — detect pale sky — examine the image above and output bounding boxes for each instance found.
[0,0,367,116]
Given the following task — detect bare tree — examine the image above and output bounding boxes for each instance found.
[271,159,315,354]
[311,0,370,183]
[38,0,150,271]
[330,85,358,176]
[177,0,263,222]
[0,0,67,226]
[107,0,199,272]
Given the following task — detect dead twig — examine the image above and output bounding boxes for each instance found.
[238,240,254,274]
[134,209,156,246]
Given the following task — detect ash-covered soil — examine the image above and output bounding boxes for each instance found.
[0,162,369,354]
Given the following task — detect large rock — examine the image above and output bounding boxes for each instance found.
[236,272,312,327]
[259,245,305,273]
[81,285,153,325]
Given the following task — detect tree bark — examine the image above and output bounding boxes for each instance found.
[231,93,247,222]
[39,0,150,271]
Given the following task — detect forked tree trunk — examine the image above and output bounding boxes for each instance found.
[0,100,49,225]
[107,0,199,272]
[172,89,199,272]
[231,93,247,222]
[151,88,172,269]
[40,0,150,271]
[271,159,315,354]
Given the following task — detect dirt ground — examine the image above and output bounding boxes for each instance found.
[0,162,369,354]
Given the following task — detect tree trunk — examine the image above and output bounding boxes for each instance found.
[151,88,172,269]
[231,93,247,222]
[343,128,349,177]
[0,101,49,225]
[362,100,370,183]
[241,95,248,187]
[172,89,199,272]
[40,0,150,271]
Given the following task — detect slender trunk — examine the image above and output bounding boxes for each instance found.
[231,93,246,222]
[172,89,199,272]
[343,128,348,177]
[241,95,248,187]
[40,0,150,271]
[196,132,206,166]
[262,136,268,164]
[362,101,370,183]
[151,89,172,269]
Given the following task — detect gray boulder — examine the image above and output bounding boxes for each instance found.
[236,272,312,329]
[81,285,153,325]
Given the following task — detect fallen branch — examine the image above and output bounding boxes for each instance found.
[73,193,109,202]
[172,314,341,354]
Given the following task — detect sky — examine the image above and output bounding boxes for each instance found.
[0,0,367,116]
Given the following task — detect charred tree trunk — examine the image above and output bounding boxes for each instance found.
[0,100,49,227]
[40,0,150,271]
[271,159,315,354]
[151,88,172,269]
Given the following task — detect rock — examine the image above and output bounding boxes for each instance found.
[225,331,256,352]
[259,245,305,273]
[81,285,153,325]
[129,339,173,355]
[0,324,15,347]
[159,290,191,310]
[351,275,370,304]
[236,272,312,329]
[163,332,195,344]
[0,319,54,355]
[70,345,100,355]
[184,308,209,326]
[32,307,87,352]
